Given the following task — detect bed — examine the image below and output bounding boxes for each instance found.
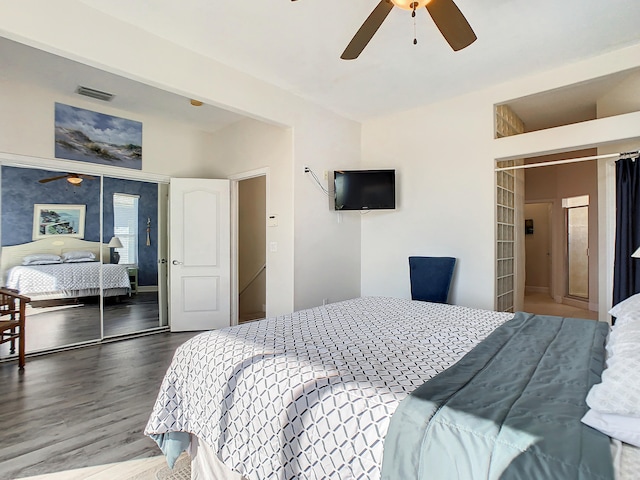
[145,296,640,479]
[0,238,131,301]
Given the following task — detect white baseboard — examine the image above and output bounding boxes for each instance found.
[138,286,158,293]
[525,286,550,294]
[562,296,590,310]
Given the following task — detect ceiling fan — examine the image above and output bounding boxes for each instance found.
[292,0,476,60]
[38,173,96,186]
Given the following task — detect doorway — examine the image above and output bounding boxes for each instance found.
[521,160,598,319]
[238,175,266,323]
[524,202,553,298]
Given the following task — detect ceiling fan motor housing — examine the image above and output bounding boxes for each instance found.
[391,0,430,10]
[338,0,476,59]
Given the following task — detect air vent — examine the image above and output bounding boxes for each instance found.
[75,86,115,102]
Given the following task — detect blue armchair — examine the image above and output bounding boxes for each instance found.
[408,256,456,304]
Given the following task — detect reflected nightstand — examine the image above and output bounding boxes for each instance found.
[127,266,138,295]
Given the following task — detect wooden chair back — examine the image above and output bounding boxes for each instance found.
[0,288,31,369]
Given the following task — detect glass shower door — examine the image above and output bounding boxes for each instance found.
[565,196,589,299]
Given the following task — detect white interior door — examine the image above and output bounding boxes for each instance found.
[169,178,230,331]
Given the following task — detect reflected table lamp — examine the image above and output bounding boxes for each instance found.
[108,236,123,264]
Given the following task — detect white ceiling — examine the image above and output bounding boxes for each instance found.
[74,0,640,122]
[0,37,247,133]
[2,0,640,130]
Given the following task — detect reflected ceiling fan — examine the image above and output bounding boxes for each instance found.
[293,0,476,59]
[38,173,96,186]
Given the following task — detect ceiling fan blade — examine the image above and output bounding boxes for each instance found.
[38,174,70,184]
[426,0,476,51]
[341,0,394,60]
[78,174,96,180]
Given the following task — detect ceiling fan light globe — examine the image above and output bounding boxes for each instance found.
[67,177,83,185]
[390,0,430,10]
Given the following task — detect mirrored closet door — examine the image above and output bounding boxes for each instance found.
[0,164,167,359]
[102,176,167,338]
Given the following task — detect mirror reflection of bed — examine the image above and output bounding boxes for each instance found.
[0,237,157,353]
[0,165,166,358]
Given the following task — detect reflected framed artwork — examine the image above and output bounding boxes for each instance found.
[32,204,86,240]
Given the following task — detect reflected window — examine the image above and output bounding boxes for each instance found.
[113,193,139,265]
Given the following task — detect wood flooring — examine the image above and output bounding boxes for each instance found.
[0,331,198,480]
[0,293,161,357]
[16,456,168,480]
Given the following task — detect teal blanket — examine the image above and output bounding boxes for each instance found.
[381,312,613,480]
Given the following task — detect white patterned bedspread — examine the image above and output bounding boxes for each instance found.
[6,262,130,296]
[145,297,513,480]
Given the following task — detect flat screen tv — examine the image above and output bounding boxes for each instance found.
[334,169,396,210]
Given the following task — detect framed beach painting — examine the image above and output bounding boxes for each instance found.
[33,204,86,240]
[54,103,142,170]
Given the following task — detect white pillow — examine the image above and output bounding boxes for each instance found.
[63,258,97,263]
[608,320,640,356]
[610,293,640,320]
[23,259,62,265]
[582,409,640,447]
[22,254,62,265]
[62,250,95,262]
[586,321,640,417]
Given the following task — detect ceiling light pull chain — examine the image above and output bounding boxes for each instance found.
[411,2,418,45]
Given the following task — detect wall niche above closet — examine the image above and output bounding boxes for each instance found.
[494,66,640,138]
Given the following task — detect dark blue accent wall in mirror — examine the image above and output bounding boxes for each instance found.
[1,166,158,287]
[1,166,101,244]
[103,177,158,287]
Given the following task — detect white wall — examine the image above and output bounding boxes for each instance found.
[362,94,495,308]
[0,0,362,315]
[0,78,218,178]
[214,111,363,313]
[207,110,361,313]
[206,111,362,314]
[207,118,295,316]
[362,44,640,311]
[524,203,551,291]
[292,108,362,310]
[597,72,640,119]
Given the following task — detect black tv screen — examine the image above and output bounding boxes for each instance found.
[334,169,396,210]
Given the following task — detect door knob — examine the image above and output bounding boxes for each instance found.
[172,260,183,265]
